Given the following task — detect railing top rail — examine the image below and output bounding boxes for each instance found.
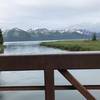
[0,52,100,71]
[1,51,100,56]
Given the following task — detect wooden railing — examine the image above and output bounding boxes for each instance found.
[0,52,100,100]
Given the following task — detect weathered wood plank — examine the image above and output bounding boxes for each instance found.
[0,53,99,99]
[59,69,96,100]
[44,68,55,100]
[0,85,99,91]
[0,53,100,70]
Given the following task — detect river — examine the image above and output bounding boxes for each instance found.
[0,41,100,100]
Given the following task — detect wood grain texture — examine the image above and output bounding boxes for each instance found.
[0,53,100,71]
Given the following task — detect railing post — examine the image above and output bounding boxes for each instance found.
[44,68,55,100]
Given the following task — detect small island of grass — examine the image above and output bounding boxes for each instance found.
[40,40,100,51]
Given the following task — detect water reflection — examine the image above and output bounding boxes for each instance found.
[4,41,67,55]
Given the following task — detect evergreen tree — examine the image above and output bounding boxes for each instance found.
[0,29,3,44]
[92,33,96,41]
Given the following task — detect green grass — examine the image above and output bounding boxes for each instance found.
[40,40,100,51]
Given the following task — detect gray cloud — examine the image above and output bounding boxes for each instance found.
[0,0,100,29]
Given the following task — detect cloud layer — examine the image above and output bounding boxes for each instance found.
[0,0,100,29]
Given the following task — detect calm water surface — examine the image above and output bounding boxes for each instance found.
[0,41,99,100]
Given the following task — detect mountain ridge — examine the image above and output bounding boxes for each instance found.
[3,28,94,42]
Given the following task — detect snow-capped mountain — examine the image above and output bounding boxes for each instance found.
[3,28,33,41]
[3,27,87,41]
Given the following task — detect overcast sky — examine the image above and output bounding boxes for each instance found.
[0,0,100,30]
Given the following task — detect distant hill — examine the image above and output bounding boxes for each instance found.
[29,28,90,40]
[3,28,90,42]
[29,31,89,41]
[3,28,33,41]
